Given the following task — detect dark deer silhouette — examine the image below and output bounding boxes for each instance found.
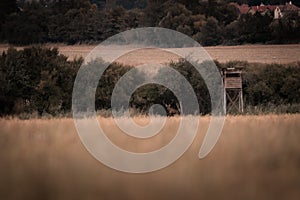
[163,100,180,116]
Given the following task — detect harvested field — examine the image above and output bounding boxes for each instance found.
[0,44,299,64]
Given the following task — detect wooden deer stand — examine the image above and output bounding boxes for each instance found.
[222,67,244,113]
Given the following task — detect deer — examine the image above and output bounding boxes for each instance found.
[163,100,180,116]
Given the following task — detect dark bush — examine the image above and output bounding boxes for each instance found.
[1,47,299,117]
[0,46,82,116]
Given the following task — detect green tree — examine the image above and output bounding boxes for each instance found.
[271,11,300,43]
[0,0,17,40]
[199,17,223,46]
[0,0,17,18]
[0,47,82,116]
[2,7,50,44]
[158,3,193,36]
[140,0,169,26]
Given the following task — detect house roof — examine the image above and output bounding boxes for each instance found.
[229,3,250,14]
[250,5,277,12]
[230,2,300,15]
[282,3,300,11]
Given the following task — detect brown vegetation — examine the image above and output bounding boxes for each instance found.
[1,44,300,64]
[1,115,300,200]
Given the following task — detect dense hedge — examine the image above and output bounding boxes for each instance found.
[242,62,300,113]
[0,47,82,116]
[1,0,300,46]
[0,47,299,117]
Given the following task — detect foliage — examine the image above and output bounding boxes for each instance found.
[1,47,299,116]
[0,0,299,46]
[243,62,300,106]
[0,46,82,115]
[198,17,224,46]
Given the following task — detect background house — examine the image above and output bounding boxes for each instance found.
[231,1,300,19]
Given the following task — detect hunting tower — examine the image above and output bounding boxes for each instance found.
[222,67,244,113]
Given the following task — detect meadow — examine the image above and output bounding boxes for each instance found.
[1,115,300,200]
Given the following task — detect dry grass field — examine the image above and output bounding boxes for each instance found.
[1,115,300,200]
[1,44,300,64]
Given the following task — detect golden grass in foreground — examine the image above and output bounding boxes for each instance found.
[0,115,300,200]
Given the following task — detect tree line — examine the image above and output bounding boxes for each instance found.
[0,0,299,46]
[0,46,299,117]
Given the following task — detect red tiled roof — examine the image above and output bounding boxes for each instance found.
[231,3,250,14]
[266,5,276,11]
[239,4,250,14]
[231,2,300,14]
[250,5,277,12]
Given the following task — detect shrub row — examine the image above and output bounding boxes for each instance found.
[0,47,299,117]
